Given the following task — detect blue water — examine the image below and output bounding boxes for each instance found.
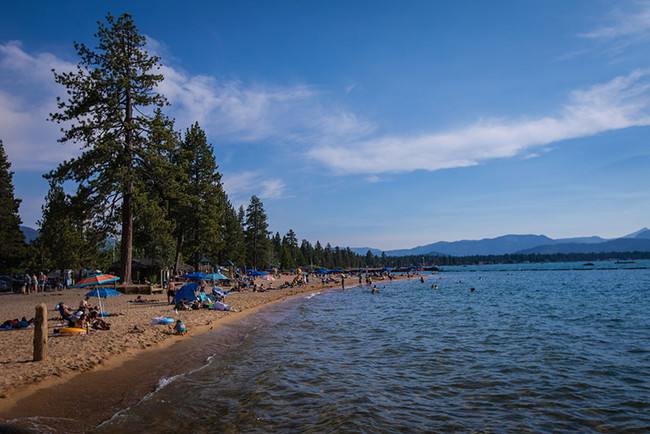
[96,265,650,432]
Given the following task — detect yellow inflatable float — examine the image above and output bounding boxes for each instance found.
[58,327,88,336]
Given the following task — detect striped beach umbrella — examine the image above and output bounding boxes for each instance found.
[203,272,228,281]
[71,273,120,288]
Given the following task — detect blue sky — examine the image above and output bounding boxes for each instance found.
[1,1,650,250]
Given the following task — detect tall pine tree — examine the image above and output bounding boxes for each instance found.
[218,202,246,267]
[244,195,270,270]
[48,13,166,284]
[171,122,227,272]
[0,140,26,272]
[38,183,100,273]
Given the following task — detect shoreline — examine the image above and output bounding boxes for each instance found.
[0,274,403,421]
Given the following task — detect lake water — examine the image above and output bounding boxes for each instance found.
[86,261,650,433]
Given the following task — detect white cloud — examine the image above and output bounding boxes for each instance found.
[222,171,288,201]
[158,66,373,144]
[1,39,374,172]
[0,42,79,170]
[581,2,650,40]
[308,70,650,174]
[259,179,288,200]
[143,34,374,145]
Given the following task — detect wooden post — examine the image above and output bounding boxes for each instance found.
[33,303,47,361]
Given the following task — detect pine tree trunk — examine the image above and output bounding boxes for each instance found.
[174,233,184,276]
[121,86,134,285]
[120,187,133,284]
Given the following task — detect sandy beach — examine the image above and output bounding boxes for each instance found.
[0,273,385,414]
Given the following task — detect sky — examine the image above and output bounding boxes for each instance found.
[1,0,650,251]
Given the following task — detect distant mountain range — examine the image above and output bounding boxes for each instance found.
[351,227,650,257]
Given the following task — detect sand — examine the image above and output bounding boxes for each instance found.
[0,273,388,413]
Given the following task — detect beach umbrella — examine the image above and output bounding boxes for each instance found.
[183,272,205,280]
[84,286,121,320]
[261,275,275,281]
[329,269,343,274]
[381,267,392,272]
[316,269,328,274]
[85,288,121,298]
[71,273,120,288]
[204,272,228,281]
[174,282,199,303]
[247,270,267,277]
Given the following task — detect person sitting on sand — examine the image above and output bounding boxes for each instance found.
[174,297,189,311]
[57,302,75,320]
[88,311,111,330]
[79,296,92,311]
[174,319,186,335]
[68,311,87,329]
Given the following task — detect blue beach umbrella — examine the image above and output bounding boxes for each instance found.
[84,286,121,320]
[85,288,121,298]
[183,272,205,280]
[247,270,267,277]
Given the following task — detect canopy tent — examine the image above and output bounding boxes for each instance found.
[329,269,343,274]
[247,270,267,277]
[174,282,199,303]
[316,269,329,274]
[381,267,392,272]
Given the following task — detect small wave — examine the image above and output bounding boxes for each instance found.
[4,416,76,434]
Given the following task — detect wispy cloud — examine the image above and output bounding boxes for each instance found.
[581,2,650,41]
[148,33,373,145]
[308,70,650,174]
[0,39,374,171]
[222,171,288,202]
[0,41,79,170]
[160,69,374,144]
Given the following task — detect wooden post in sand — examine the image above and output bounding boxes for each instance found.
[33,303,48,361]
